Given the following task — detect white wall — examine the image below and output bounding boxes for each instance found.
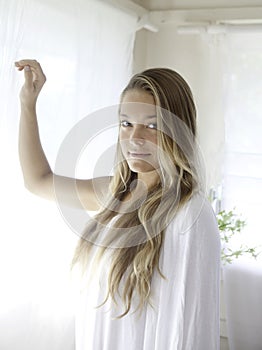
[133,24,226,192]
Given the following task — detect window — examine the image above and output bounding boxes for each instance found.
[222,33,262,249]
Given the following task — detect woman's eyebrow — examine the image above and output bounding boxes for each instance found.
[119,113,157,119]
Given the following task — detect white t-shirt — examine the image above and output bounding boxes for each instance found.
[75,193,221,350]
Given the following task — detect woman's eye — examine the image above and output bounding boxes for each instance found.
[120,120,131,127]
[147,123,157,130]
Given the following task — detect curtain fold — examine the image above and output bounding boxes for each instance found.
[0,1,137,349]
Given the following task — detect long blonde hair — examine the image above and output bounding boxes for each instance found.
[72,68,199,317]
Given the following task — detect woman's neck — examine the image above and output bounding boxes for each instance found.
[137,170,160,191]
[121,170,160,205]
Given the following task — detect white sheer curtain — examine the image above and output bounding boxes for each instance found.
[221,32,262,350]
[0,1,137,349]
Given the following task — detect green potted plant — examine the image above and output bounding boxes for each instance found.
[217,209,260,265]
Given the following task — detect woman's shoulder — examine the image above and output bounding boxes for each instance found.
[163,191,221,273]
[168,191,218,235]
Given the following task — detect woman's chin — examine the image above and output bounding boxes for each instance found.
[127,159,157,173]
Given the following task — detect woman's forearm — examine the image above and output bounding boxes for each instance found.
[19,104,52,191]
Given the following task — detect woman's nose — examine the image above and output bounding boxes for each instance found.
[129,125,145,145]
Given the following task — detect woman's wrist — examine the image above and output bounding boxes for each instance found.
[20,100,37,113]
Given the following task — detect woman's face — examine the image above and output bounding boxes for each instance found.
[119,89,159,173]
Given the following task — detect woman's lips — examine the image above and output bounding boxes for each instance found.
[128,152,151,158]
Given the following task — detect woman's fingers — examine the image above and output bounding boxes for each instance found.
[15,59,46,83]
[15,59,41,71]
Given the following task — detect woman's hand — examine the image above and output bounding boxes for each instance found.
[15,59,46,109]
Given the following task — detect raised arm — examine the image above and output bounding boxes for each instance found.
[15,59,111,211]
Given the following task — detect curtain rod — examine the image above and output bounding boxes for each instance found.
[177,23,262,34]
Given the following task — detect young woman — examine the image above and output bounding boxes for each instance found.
[15,59,220,350]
